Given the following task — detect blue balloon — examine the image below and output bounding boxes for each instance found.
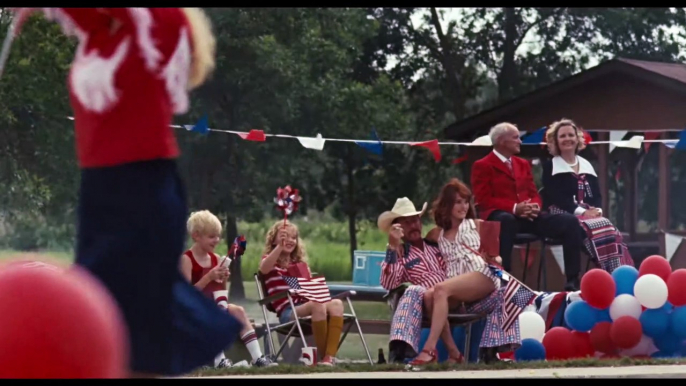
[564,300,598,332]
[515,338,546,362]
[663,302,674,312]
[655,334,681,354]
[612,265,639,296]
[597,308,612,324]
[652,350,677,359]
[640,308,671,339]
[670,307,686,340]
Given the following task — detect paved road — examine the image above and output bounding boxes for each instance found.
[193,365,686,379]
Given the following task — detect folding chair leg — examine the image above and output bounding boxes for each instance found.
[346,297,374,365]
[537,242,548,291]
[287,296,309,347]
[464,322,472,363]
[260,306,276,358]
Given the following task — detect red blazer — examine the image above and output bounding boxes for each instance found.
[471,152,542,220]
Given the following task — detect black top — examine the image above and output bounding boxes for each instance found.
[541,157,602,213]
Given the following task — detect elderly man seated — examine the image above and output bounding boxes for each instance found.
[470,122,585,290]
[377,197,464,364]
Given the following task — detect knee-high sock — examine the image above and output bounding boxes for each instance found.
[311,319,328,359]
[240,329,262,361]
[325,316,344,357]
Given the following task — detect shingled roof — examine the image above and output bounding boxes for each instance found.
[444,57,686,140]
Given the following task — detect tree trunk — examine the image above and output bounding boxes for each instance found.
[429,7,464,118]
[345,158,358,268]
[498,7,518,103]
[226,214,245,301]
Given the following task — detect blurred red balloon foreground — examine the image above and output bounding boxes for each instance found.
[0,262,128,378]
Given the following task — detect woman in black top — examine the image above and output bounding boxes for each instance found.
[541,118,634,273]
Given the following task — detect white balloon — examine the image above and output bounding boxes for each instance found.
[633,274,668,309]
[518,311,546,342]
[609,294,642,320]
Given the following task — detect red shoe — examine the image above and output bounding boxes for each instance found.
[445,352,464,364]
[408,349,438,366]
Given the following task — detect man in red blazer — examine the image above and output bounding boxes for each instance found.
[471,122,584,291]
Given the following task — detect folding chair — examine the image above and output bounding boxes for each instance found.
[383,283,485,363]
[254,273,374,365]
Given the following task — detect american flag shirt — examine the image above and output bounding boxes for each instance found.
[380,240,446,291]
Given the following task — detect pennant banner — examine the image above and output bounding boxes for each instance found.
[665,233,684,263]
[62,116,686,158]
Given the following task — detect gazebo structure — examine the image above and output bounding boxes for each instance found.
[444,57,686,290]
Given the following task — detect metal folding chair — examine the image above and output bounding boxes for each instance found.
[254,273,374,365]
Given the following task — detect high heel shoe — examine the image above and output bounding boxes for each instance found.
[408,349,438,366]
[445,352,464,364]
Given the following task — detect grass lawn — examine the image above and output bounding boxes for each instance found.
[190,357,686,376]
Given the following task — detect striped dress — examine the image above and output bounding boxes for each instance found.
[437,220,521,352]
[381,240,446,356]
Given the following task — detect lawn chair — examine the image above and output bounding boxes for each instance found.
[254,272,374,365]
[383,283,485,363]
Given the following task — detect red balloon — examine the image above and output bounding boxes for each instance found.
[667,269,686,306]
[610,316,642,349]
[542,327,575,360]
[581,269,616,309]
[590,321,616,354]
[570,331,595,358]
[639,255,672,282]
[0,265,128,378]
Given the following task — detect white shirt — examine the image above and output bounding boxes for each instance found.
[491,150,517,214]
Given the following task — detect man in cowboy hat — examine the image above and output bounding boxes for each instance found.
[377,198,462,364]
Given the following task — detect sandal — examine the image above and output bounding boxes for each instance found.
[445,352,464,364]
[408,349,438,366]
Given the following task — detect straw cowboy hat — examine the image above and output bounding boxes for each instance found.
[377,197,427,233]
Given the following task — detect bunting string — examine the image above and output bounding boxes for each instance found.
[65,116,686,163]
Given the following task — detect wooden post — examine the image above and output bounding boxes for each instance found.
[658,132,671,256]
[597,132,609,219]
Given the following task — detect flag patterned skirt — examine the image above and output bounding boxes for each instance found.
[389,284,521,357]
[549,206,634,273]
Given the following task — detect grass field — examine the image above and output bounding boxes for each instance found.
[0,248,391,362]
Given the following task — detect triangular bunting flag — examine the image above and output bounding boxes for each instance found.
[643,132,661,151]
[665,233,683,263]
[582,129,593,145]
[356,129,383,156]
[297,133,326,150]
[614,135,644,150]
[189,115,209,135]
[238,129,266,142]
[675,129,686,150]
[411,139,441,162]
[550,245,565,275]
[470,135,492,146]
[521,127,546,144]
[609,130,627,152]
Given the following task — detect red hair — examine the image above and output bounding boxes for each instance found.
[431,178,475,229]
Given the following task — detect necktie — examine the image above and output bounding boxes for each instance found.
[505,159,513,175]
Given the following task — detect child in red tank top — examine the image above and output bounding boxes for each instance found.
[180,211,277,368]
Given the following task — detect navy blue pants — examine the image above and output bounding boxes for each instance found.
[76,159,241,375]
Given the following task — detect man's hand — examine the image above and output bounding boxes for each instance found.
[515,199,533,217]
[528,202,541,218]
[388,223,404,250]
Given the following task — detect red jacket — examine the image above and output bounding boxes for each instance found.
[471,152,542,220]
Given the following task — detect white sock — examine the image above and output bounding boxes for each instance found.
[214,351,226,367]
[241,330,262,360]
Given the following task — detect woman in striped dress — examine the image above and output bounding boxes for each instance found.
[409,179,521,365]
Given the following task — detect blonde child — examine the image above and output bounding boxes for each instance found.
[258,220,344,366]
[180,210,277,368]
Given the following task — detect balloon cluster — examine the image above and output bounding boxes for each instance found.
[518,255,686,361]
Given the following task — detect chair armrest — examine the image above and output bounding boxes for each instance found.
[382,282,411,300]
[257,289,297,306]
